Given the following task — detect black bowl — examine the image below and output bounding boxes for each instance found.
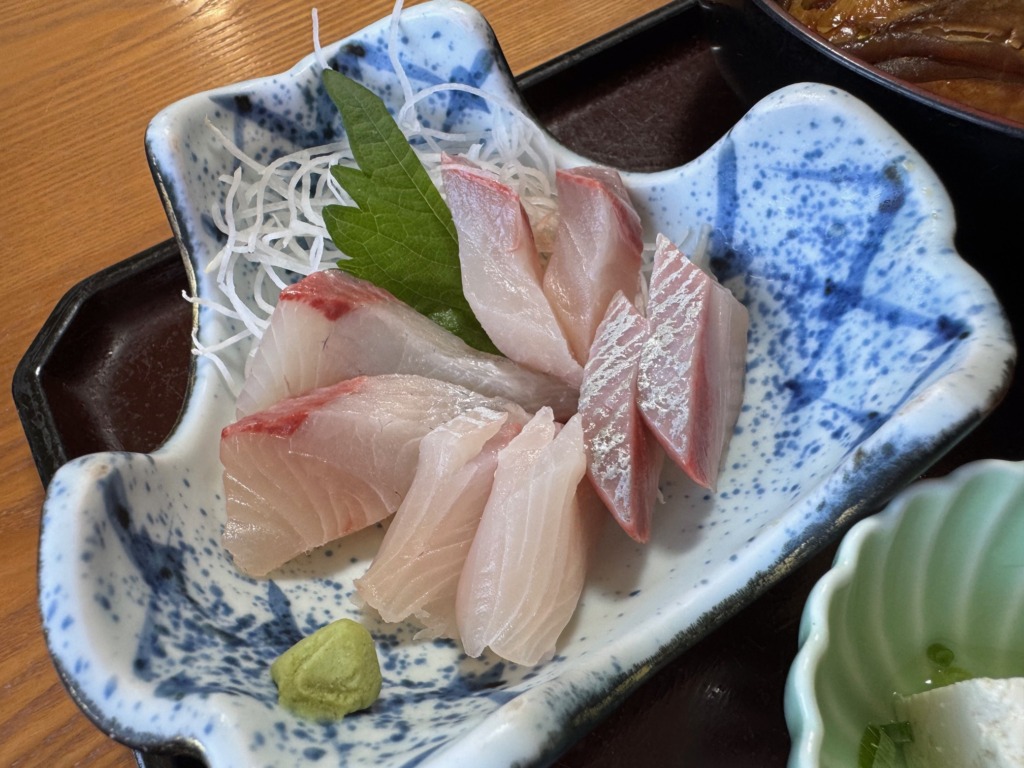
[698,0,1024,311]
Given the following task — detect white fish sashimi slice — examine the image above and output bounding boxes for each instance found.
[543,166,644,363]
[442,154,584,387]
[637,235,749,490]
[234,269,578,420]
[579,292,665,543]
[355,407,522,640]
[220,374,528,577]
[456,411,601,665]
[234,270,391,418]
[507,477,605,662]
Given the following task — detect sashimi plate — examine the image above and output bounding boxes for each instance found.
[38,1,1015,766]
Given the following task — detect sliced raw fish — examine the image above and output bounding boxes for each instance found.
[220,374,527,577]
[543,166,644,363]
[442,154,583,386]
[579,291,664,543]
[355,407,521,640]
[235,269,577,420]
[456,410,603,665]
[637,235,749,490]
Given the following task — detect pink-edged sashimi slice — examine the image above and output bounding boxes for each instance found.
[234,269,578,420]
[637,235,749,490]
[220,374,528,577]
[442,154,584,387]
[542,166,644,364]
[355,407,522,640]
[456,410,604,665]
[579,291,665,543]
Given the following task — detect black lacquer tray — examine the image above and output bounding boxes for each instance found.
[14,2,1022,766]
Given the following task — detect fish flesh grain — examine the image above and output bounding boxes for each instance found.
[637,235,749,491]
[456,409,604,666]
[355,407,522,640]
[234,269,578,421]
[542,166,645,364]
[220,374,528,577]
[441,154,584,387]
[579,292,665,543]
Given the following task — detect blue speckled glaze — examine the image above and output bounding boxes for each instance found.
[39,1,1014,766]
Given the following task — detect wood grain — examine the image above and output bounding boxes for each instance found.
[0,0,666,765]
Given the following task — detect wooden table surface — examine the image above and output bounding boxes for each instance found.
[0,1,667,764]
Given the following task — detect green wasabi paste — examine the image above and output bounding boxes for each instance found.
[270,618,382,721]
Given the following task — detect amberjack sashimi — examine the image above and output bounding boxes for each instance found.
[220,374,527,577]
[543,166,644,364]
[442,154,583,386]
[234,269,577,420]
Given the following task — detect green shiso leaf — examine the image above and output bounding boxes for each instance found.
[320,68,498,354]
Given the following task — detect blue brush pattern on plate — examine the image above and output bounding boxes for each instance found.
[38,1,1014,765]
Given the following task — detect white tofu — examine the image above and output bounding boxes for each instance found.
[893,677,1024,768]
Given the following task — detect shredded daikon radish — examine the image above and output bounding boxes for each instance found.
[188,2,560,393]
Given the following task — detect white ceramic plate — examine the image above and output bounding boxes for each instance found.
[38,1,1015,765]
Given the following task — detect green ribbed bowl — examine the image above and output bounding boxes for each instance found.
[785,459,1024,767]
